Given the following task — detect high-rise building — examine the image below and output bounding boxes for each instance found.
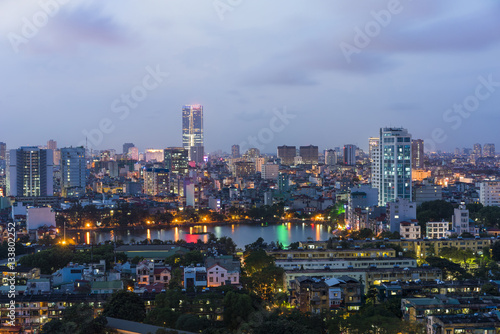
[143,168,169,196]
[277,145,296,166]
[231,145,240,158]
[47,140,57,151]
[484,143,495,157]
[60,147,86,197]
[451,203,471,236]
[8,147,53,197]
[411,139,424,169]
[278,172,290,193]
[123,143,135,155]
[244,148,260,159]
[372,127,412,206]
[480,181,500,207]
[145,149,164,162]
[473,143,482,156]
[325,149,337,166]
[233,161,256,178]
[370,138,380,187]
[262,163,279,180]
[182,105,204,164]
[127,147,139,161]
[0,142,6,160]
[299,145,318,165]
[368,137,378,162]
[164,147,189,175]
[343,144,356,166]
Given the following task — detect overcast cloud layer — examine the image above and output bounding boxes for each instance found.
[1,0,499,153]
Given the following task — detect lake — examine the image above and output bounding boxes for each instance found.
[71,222,334,248]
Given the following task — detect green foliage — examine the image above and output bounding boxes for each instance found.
[0,241,27,260]
[244,249,274,275]
[223,292,255,330]
[176,314,210,332]
[417,200,454,226]
[145,308,181,328]
[288,242,300,250]
[474,206,500,227]
[103,290,146,322]
[41,303,107,334]
[425,256,470,280]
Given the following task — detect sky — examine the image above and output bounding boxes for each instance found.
[1,0,499,154]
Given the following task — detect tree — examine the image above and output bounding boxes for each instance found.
[176,314,209,332]
[103,291,146,322]
[244,249,274,275]
[425,257,470,280]
[417,200,454,226]
[41,304,107,334]
[491,241,500,261]
[223,292,254,330]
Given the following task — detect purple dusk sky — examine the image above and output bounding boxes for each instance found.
[1,0,499,154]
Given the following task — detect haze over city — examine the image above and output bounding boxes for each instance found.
[1,0,500,153]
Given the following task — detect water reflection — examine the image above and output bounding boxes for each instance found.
[70,223,332,248]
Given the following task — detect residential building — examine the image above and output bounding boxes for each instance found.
[483,143,495,157]
[277,145,296,165]
[343,144,356,166]
[480,180,500,207]
[184,266,207,288]
[372,127,412,206]
[325,149,337,166]
[60,147,86,197]
[426,221,449,239]
[299,145,319,165]
[427,313,500,334]
[261,163,279,180]
[231,144,240,158]
[206,256,240,287]
[123,143,135,155]
[415,184,442,206]
[399,221,420,239]
[7,147,54,197]
[387,198,416,233]
[143,168,169,196]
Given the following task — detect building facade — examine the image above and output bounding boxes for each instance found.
[182,104,204,164]
[8,147,54,197]
[60,147,86,197]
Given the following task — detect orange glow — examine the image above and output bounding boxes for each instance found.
[86,232,90,244]
[174,227,179,241]
[147,229,151,240]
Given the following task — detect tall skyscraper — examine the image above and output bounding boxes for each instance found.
[299,145,319,165]
[484,143,495,157]
[231,145,240,158]
[182,105,204,163]
[343,144,356,166]
[123,143,135,155]
[8,147,54,197]
[60,147,86,197]
[370,137,380,188]
[411,139,424,169]
[0,142,6,160]
[372,127,412,206]
[277,145,296,165]
[325,149,337,166]
[473,143,482,156]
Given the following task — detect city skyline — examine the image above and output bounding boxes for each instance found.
[1,1,499,153]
